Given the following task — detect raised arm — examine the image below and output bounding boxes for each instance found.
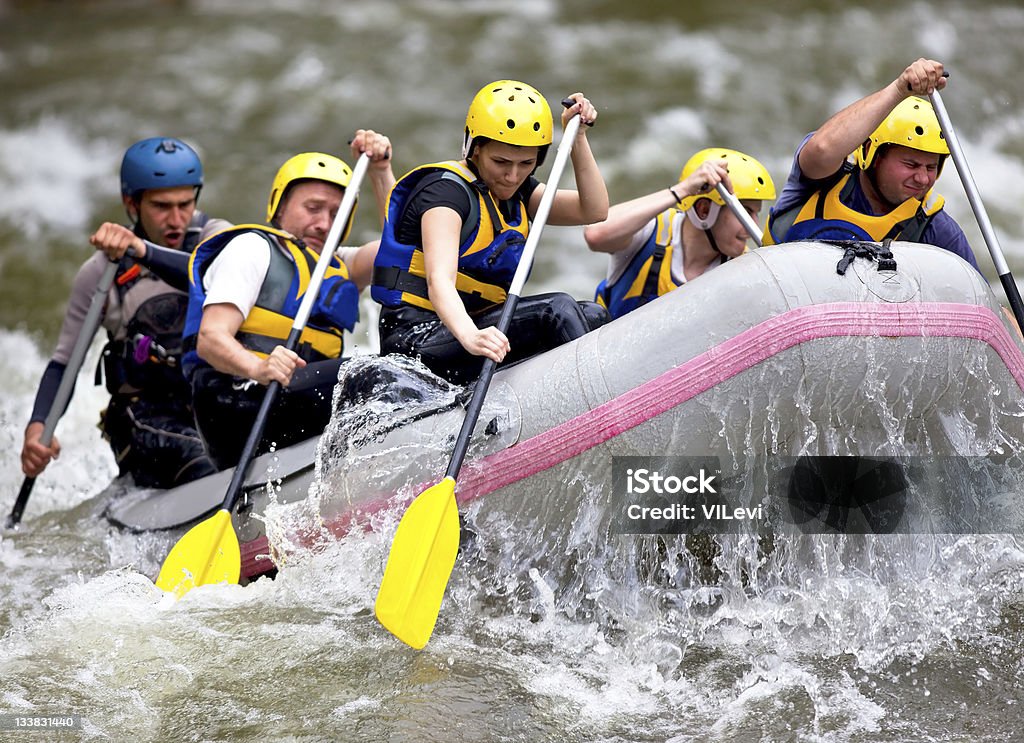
[799,58,947,180]
[539,92,609,226]
[585,160,732,253]
[350,129,396,228]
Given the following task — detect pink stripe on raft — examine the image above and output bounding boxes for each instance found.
[454,302,1024,504]
[240,301,1024,577]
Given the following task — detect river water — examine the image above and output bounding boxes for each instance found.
[2,1,1023,741]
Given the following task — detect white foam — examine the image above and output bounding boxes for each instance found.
[0,118,119,242]
[0,329,117,519]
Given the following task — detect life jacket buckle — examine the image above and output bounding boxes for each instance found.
[131,334,174,365]
[834,240,899,276]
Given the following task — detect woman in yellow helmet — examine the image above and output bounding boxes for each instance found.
[764,58,979,271]
[372,80,610,385]
[585,148,775,319]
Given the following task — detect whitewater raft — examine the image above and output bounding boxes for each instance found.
[106,241,1024,580]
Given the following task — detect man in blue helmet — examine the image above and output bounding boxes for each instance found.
[20,137,230,488]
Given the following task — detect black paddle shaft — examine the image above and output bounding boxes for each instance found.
[928,86,1024,332]
[6,478,35,529]
[999,273,1024,331]
[445,294,521,479]
[218,327,300,513]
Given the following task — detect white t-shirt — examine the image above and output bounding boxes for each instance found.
[606,212,688,286]
[202,232,359,318]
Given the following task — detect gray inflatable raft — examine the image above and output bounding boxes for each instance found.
[105,242,1024,579]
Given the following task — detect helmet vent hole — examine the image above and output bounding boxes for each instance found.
[507,119,516,129]
[154,170,166,177]
[533,122,541,131]
[914,126,925,136]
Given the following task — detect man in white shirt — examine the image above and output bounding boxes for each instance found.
[181,130,394,469]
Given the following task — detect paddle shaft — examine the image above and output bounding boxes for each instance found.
[7,258,120,528]
[218,152,371,514]
[928,90,1024,329]
[446,114,583,478]
[715,183,763,247]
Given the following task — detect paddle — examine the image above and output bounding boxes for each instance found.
[715,182,763,247]
[155,152,371,598]
[374,107,585,650]
[7,258,120,529]
[928,89,1024,331]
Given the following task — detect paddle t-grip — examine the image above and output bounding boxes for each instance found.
[560,97,594,126]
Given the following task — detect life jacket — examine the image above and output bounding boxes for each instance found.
[764,168,944,245]
[181,224,359,381]
[371,160,531,314]
[595,208,689,320]
[97,212,210,396]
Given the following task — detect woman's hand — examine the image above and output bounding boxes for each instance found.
[457,325,510,363]
[561,92,597,133]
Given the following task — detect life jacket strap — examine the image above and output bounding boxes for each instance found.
[834,238,898,276]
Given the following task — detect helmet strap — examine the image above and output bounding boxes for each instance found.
[122,193,142,229]
[685,200,721,231]
[685,200,725,259]
[131,220,150,242]
[269,183,300,228]
[463,133,484,161]
[704,228,724,259]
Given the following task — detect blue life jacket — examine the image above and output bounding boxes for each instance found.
[371,161,531,314]
[596,208,687,319]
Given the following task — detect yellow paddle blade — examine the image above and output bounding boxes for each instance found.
[375,476,461,649]
[155,509,241,599]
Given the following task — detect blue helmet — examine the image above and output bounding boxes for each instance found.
[120,137,203,198]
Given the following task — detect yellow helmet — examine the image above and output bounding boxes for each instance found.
[462,80,553,161]
[266,152,356,237]
[676,148,776,212]
[856,96,949,171]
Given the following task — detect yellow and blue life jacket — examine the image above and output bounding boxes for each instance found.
[182,224,358,380]
[595,208,686,320]
[371,161,531,314]
[764,169,944,245]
